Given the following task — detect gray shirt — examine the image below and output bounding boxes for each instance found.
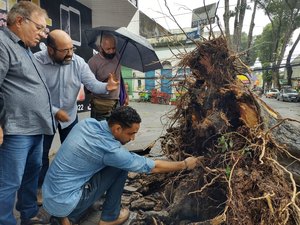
[0,27,54,135]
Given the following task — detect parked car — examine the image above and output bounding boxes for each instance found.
[265,88,279,98]
[277,88,300,102]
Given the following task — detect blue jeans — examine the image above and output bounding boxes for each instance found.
[68,166,128,223]
[0,135,43,225]
[38,117,78,188]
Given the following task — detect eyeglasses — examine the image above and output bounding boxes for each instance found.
[51,46,77,54]
[25,17,49,36]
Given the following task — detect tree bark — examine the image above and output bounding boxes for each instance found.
[232,0,241,51]
[223,0,232,48]
[286,33,300,85]
[246,0,258,64]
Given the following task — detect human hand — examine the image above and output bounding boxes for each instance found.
[184,156,204,170]
[55,109,70,122]
[106,73,120,91]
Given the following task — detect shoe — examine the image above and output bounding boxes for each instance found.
[37,188,43,206]
[21,207,51,224]
[50,217,78,225]
[99,208,130,225]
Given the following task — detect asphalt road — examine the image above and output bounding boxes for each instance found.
[261,96,300,121]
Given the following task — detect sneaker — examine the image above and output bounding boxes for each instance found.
[37,188,43,206]
[99,208,130,225]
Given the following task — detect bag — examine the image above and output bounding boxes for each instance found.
[119,75,127,106]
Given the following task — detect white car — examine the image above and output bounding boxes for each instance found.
[265,89,279,98]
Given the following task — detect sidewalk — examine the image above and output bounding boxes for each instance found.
[14,102,174,224]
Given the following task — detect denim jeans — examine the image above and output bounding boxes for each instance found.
[0,135,43,225]
[38,117,78,188]
[68,166,128,223]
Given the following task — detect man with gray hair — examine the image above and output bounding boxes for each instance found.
[0,2,54,225]
[88,33,128,121]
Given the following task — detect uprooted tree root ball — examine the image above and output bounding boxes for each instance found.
[124,36,300,225]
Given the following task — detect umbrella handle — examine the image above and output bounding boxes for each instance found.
[114,39,128,74]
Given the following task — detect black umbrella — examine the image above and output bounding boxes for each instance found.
[85,26,163,72]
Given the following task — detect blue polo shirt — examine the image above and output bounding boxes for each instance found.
[43,118,155,216]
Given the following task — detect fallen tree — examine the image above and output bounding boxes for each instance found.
[123,36,300,225]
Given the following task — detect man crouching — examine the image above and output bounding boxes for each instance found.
[42,106,199,225]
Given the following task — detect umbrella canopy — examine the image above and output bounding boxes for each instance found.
[85,26,162,72]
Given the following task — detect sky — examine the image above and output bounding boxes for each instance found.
[138,0,300,61]
[138,0,269,35]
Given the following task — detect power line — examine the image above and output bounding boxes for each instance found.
[121,63,300,81]
[252,62,300,71]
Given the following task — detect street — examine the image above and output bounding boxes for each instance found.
[261,96,300,121]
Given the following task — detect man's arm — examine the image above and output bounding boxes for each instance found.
[80,58,118,93]
[0,43,8,144]
[151,156,200,173]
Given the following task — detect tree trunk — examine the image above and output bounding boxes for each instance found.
[246,0,258,64]
[236,0,247,52]
[232,0,241,51]
[286,33,300,85]
[223,0,232,48]
[273,26,295,88]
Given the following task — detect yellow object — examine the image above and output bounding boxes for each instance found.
[237,74,250,84]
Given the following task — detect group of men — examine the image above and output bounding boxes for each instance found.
[0,2,200,225]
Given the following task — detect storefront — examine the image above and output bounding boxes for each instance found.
[0,0,138,112]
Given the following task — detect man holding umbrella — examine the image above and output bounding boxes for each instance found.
[88,33,129,121]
